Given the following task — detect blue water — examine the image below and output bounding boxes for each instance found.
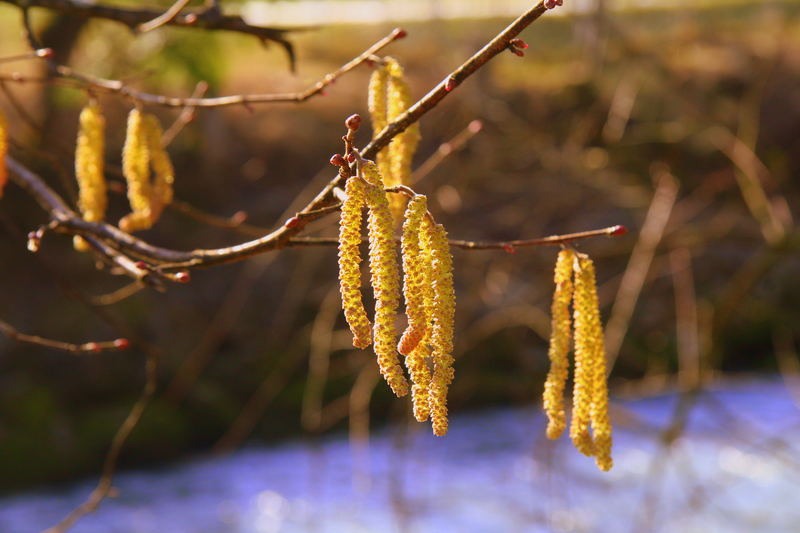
[1,379,799,533]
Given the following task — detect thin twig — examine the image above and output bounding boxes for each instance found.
[21,29,406,108]
[137,0,192,33]
[0,319,129,354]
[161,81,209,147]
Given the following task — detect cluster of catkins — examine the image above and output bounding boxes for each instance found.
[338,160,455,436]
[368,56,421,222]
[543,248,613,471]
[70,103,175,251]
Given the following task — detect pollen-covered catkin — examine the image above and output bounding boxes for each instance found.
[426,220,455,436]
[576,254,613,471]
[399,195,433,421]
[543,248,574,439]
[143,113,174,223]
[364,172,408,397]
[385,57,420,221]
[73,103,107,252]
[0,109,7,198]
[398,195,429,355]
[367,64,391,186]
[120,109,152,232]
[338,177,372,349]
[570,254,598,457]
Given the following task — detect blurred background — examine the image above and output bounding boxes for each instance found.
[0,0,799,531]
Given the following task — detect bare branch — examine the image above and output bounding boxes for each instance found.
[0,319,129,354]
[0,0,298,67]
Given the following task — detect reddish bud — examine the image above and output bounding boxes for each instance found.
[509,39,529,49]
[346,152,357,164]
[509,46,525,57]
[175,271,191,283]
[37,48,54,58]
[364,58,375,68]
[393,28,407,39]
[610,225,628,236]
[319,90,327,96]
[330,153,346,167]
[85,342,102,354]
[184,13,198,24]
[230,211,248,225]
[113,338,131,350]
[445,77,457,92]
[284,215,303,229]
[503,244,517,254]
[135,261,148,270]
[345,114,362,131]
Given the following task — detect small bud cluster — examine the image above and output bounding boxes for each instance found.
[73,103,107,251]
[337,160,456,435]
[0,108,7,198]
[543,249,613,471]
[367,57,421,222]
[119,109,175,232]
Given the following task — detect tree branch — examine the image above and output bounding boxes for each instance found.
[0,0,298,68]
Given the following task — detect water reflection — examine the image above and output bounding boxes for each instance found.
[1,380,798,532]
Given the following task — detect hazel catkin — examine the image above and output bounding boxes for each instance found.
[120,109,152,232]
[73,102,107,251]
[425,220,455,436]
[143,113,174,222]
[575,254,613,471]
[364,171,408,397]
[398,195,429,355]
[385,57,420,219]
[543,248,574,439]
[338,177,372,349]
[399,195,433,422]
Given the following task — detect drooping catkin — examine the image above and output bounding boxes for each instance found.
[543,248,574,439]
[576,254,613,471]
[73,103,107,252]
[426,220,455,436]
[143,113,174,221]
[0,109,7,198]
[367,64,391,188]
[364,166,408,397]
[338,177,372,349]
[398,195,429,355]
[570,254,599,457]
[385,57,420,221]
[120,109,152,232]
[399,195,433,421]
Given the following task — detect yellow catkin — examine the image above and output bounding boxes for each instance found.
[143,113,174,223]
[576,254,613,471]
[399,196,433,421]
[398,195,429,355]
[570,252,596,457]
[367,65,392,190]
[385,57,420,221]
[426,220,455,436]
[120,109,152,232]
[363,163,408,397]
[543,249,574,439]
[338,177,373,349]
[0,109,7,198]
[73,103,107,252]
